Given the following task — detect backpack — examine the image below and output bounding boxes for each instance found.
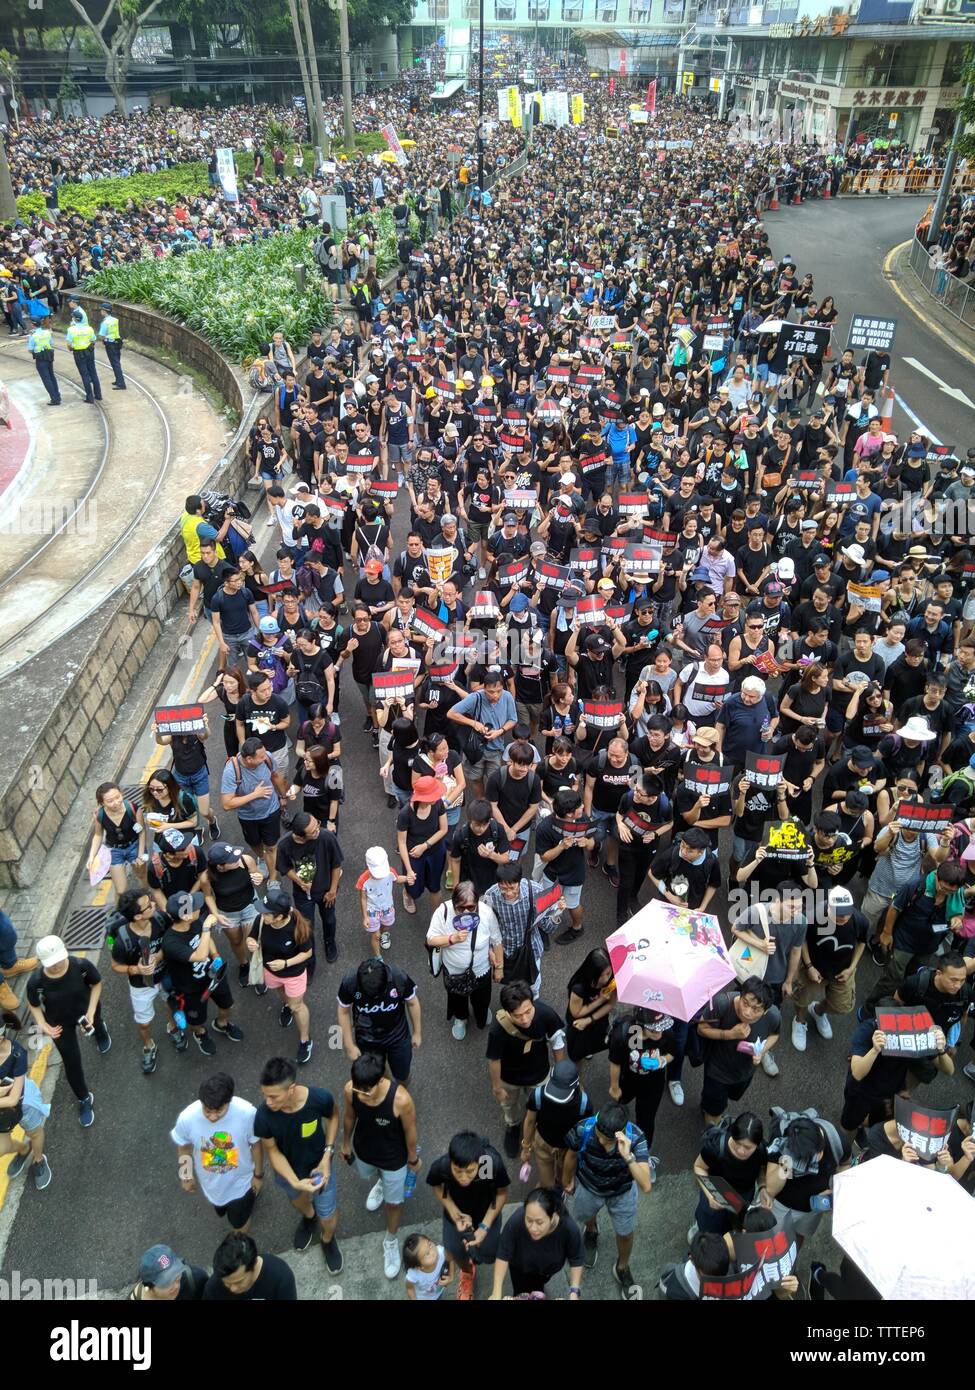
[149,844,199,883]
[501,764,537,793]
[941,768,975,804]
[293,651,327,707]
[575,1114,641,1155]
[251,644,290,695]
[97,799,138,831]
[767,1106,846,1168]
[595,749,639,786]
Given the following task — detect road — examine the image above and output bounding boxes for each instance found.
[2,194,970,1301]
[764,194,975,451]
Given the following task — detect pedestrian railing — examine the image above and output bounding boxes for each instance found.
[838,167,975,197]
[907,234,975,332]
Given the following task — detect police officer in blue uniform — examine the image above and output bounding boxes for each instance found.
[26,319,61,406]
[97,301,126,390]
[65,308,102,404]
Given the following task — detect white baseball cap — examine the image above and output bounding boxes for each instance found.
[37,935,68,968]
[366,846,391,879]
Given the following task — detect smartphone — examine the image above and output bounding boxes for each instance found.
[310,1172,324,1187]
[78,1016,95,1036]
[810,1193,832,1213]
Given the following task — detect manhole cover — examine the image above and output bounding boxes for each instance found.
[63,906,110,951]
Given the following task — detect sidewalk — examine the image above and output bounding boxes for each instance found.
[884,239,975,365]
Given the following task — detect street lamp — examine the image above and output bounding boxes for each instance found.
[476,0,485,194]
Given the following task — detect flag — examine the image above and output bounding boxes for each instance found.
[645,79,657,116]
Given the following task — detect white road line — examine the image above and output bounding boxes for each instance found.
[893,391,943,446]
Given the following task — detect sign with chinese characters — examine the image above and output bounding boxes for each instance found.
[582,700,624,730]
[776,323,831,359]
[372,670,416,705]
[745,751,784,788]
[684,762,733,797]
[701,1261,765,1302]
[896,800,954,833]
[894,1098,958,1162]
[554,816,592,844]
[761,819,808,861]
[850,87,928,109]
[733,1214,798,1298]
[848,314,897,353]
[847,581,884,613]
[155,704,206,735]
[876,1005,940,1059]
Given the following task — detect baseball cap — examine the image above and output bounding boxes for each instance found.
[36,935,68,969]
[542,1060,582,1103]
[763,580,784,596]
[207,842,243,867]
[165,890,206,920]
[850,745,877,770]
[259,616,280,634]
[828,887,855,913]
[502,510,519,525]
[509,593,531,613]
[366,846,391,879]
[139,1245,187,1291]
[814,552,831,566]
[364,559,383,576]
[160,827,195,853]
[776,557,796,581]
[261,888,293,915]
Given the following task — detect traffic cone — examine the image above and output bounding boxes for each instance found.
[822,183,831,199]
[769,186,779,210]
[879,386,894,434]
[793,188,802,205]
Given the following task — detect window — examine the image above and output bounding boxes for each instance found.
[428,0,449,17]
[528,0,550,16]
[596,0,618,17]
[942,42,967,87]
[820,39,841,83]
[495,0,516,17]
[563,0,584,16]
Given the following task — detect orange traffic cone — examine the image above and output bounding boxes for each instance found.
[822,183,831,199]
[793,188,802,205]
[879,386,894,434]
[769,186,779,210]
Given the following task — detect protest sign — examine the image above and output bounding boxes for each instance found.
[761,819,809,861]
[155,704,206,736]
[876,1006,940,1059]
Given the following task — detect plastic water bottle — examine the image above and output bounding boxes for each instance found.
[928,765,944,800]
[760,715,771,742]
[404,1146,421,1199]
[209,956,224,984]
[173,1007,187,1031]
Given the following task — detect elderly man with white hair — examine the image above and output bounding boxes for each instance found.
[715,675,779,766]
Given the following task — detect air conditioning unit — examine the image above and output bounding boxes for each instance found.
[716,7,729,21]
[944,0,963,13]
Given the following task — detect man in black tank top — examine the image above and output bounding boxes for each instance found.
[203,843,265,985]
[341,1053,419,1280]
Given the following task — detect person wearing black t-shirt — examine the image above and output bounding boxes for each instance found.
[521,1061,593,1191]
[254,1055,341,1270]
[204,1232,298,1301]
[487,980,567,1157]
[108,888,169,1075]
[337,605,388,738]
[26,937,109,1124]
[337,957,420,1083]
[691,1111,767,1237]
[160,893,242,1054]
[448,800,511,898]
[235,672,291,774]
[427,1129,511,1282]
[491,1190,586,1299]
[608,1008,680,1146]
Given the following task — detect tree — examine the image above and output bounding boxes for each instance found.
[63,0,169,114]
[955,48,975,162]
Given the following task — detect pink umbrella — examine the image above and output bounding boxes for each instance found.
[607,900,735,1022]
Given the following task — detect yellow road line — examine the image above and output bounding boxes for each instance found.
[90,631,216,909]
[0,1044,51,1208]
[883,240,975,371]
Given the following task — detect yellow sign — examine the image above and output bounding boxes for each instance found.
[507,85,522,128]
[682,72,695,90]
[571,93,585,125]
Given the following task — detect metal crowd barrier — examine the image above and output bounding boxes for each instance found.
[907,234,975,331]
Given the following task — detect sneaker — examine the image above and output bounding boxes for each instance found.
[95,1026,112,1055]
[294,1215,317,1252]
[668,1080,685,1107]
[362,715,374,732]
[237,962,250,988]
[194,1029,217,1057]
[379,931,392,951]
[383,1236,402,1279]
[32,1154,52,1191]
[869,939,888,967]
[6,1147,30,1180]
[209,819,221,840]
[964,1062,975,1085]
[78,1093,94,1128]
[808,1261,826,1302]
[213,1020,244,1043]
[503,1124,521,1158]
[141,1043,158,1075]
[582,1225,599,1269]
[325,942,338,964]
[614,1262,640,1300]
[167,1026,188,1052]
[253,983,268,996]
[554,926,583,946]
[761,1049,780,1077]
[686,1222,699,1245]
[366,1179,385,1212]
[297,1038,314,1066]
[809,1003,833,1040]
[371,731,380,749]
[601,862,621,888]
[386,794,398,808]
[451,1018,468,1040]
[280,1004,295,1029]
[791,1019,808,1053]
[457,1267,476,1299]
[322,1238,344,1274]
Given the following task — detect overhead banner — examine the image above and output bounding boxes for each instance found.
[571,93,585,125]
[215,147,238,203]
[848,314,896,353]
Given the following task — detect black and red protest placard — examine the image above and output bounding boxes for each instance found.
[412,609,449,643]
[537,561,571,591]
[372,670,416,705]
[576,596,608,627]
[155,704,206,735]
[346,452,379,476]
[896,800,954,833]
[877,1006,940,1058]
[894,1097,958,1160]
[684,761,732,797]
[570,547,600,573]
[582,700,624,730]
[745,750,784,787]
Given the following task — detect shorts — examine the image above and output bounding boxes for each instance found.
[273,1166,338,1220]
[356,679,376,711]
[264,968,308,999]
[571,1180,638,1236]
[441,1210,503,1266]
[216,901,261,932]
[792,961,856,1014]
[265,745,290,777]
[213,1187,258,1229]
[366,907,395,933]
[825,708,845,733]
[174,765,211,799]
[463,745,505,785]
[540,875,581,910]
[589,809,616,836]
[731,834,758,863]
[352,1156,408,1205]
[110,842,141,867]
[467,519,491,545]
[386,442,412,466]
[129,982,161,1026]
[259,465,283,482]
[168,975,233,1027]
[21,1078,50,1134]
[239,812,281,848]
[405,845,447,900]
[701,1071,752,1117]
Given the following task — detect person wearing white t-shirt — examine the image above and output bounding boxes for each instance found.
[171,1074,263,1233]
[357,846,409,956]
[403,1233,454,1300]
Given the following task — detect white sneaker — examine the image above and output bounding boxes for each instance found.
[451,1018,468,1040]
[668,1080,685,1107]
[686,1222,699,1245]
[791,1019,807,1053]
[809,1003,833,1040]
[383,1236,402,1279]
[365,1179,385,1212]
[761,1049,780,1077]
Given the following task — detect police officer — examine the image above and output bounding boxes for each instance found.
[97,300,126,390]
[26,317,61,406]
[66,295,88,326]
[65,308,102,404]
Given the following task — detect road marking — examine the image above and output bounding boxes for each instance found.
[893,392,943,446]
[903,356,975,410]
[0,1044,51,1211]
[90,628,216,910]
[883,241,975,371]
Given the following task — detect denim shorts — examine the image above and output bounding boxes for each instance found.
[353,1155,408,1204]
[571,1179,638,1236]
[174,766,211,799]
[110,841,140,867]
[274,1165,337,1219]
[541,875,581,910]
[21,1078,51,1134]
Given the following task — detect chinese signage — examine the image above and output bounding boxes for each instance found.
[848,314,897,353]
[777,323,831,359]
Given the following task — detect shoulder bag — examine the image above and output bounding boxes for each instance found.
[729,903,771,984]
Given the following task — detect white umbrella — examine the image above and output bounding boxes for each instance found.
[832,1155,975,1300]
[754,318,787,335]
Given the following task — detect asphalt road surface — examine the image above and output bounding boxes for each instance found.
[4,194,971,1300]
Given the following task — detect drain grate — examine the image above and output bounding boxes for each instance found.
[121,785,145,810]
[63,906,111,951]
